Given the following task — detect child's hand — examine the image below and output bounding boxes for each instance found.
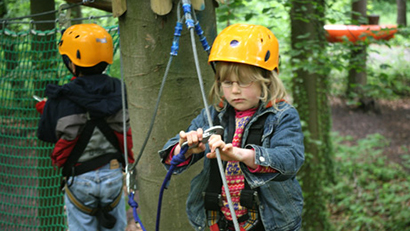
[177,128,206,157]
[206,134,239,161]
[207,135,258,169]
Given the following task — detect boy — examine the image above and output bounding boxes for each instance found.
[37,23,134,230]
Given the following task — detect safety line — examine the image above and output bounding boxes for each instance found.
[183,0,240,230]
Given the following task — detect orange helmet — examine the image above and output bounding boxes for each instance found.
[208,24,279,71]
[58,23,113,67]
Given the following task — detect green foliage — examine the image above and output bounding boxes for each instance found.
[329,43,410,99]
[329,133,410,231]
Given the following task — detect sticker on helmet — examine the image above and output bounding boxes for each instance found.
[96,38,107,43]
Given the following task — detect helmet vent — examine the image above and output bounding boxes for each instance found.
[75,35,80,39]
[230,40,240,47]
[76,50,81,59]
[265,50,270,62]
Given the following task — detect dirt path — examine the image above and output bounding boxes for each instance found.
[331,97,410,169]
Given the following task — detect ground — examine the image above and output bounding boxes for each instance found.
[125,97,410,230]
[331,97,410,169]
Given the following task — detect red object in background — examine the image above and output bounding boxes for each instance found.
[36,100,46,114]
[324,24,398,43]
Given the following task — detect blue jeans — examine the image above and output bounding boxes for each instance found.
[64,163,126,231]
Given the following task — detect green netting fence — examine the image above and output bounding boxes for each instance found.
[0,25,120,230]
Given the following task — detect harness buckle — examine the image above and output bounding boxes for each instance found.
[203,192,223,211]
[253,191,260,207]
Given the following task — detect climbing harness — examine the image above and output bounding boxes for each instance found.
[64,176,123,229]
[61,116,125,181]
[204,108,269,231]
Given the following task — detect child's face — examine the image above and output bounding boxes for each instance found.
[221,73,261,111]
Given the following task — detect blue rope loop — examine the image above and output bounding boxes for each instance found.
[170,144,189,166]
[128,192,147,231]
[194,22,211,52]
[156,144,190,231]
[170,22,183,56]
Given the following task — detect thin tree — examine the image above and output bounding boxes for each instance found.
[397,0,407,26]
[290,0,334,230]
[119,0,217,230]
[346,0,371,109]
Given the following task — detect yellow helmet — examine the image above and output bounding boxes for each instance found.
[58,23,113,67]
[208,24,279,71]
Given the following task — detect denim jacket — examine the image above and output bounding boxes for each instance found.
[158,101,305,231]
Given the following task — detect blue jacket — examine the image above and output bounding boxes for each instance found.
[159,101,305,231]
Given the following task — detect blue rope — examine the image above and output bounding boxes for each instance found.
[156,144,190,231]
[128,192,147,231]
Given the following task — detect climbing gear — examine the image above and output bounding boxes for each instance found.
[181,125,224,148]
[58,23,114,67]
[204,107,269,230]
[156,126,224,231]
[64,183,122,229]
[177,1,241,230]
[60,116,125,228]
[128,192,146,230]
[61,117,125,179]
[208,24,280,72]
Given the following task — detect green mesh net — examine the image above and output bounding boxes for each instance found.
[0,25,120,230]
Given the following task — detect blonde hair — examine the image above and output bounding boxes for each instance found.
[209,62,287,111]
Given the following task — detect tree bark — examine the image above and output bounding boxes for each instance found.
[290,0,333,230]
[346,0,368,102]
[65,0,112,12]
[397,0,407,26]
[119,0,217,230]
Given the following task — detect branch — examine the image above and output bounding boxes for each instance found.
[64,0,112,12]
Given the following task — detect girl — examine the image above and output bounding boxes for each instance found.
[159,24,304,231]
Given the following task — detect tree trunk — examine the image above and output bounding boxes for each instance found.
[290,0,333,230]
[119,0,217,230]
[397,0,407,26]
[346,0,367,101]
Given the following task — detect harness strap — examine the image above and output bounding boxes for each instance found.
[204,108,269,229]
[62,117,125,177]
[71,152,122,176]
[64,183,123,228]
